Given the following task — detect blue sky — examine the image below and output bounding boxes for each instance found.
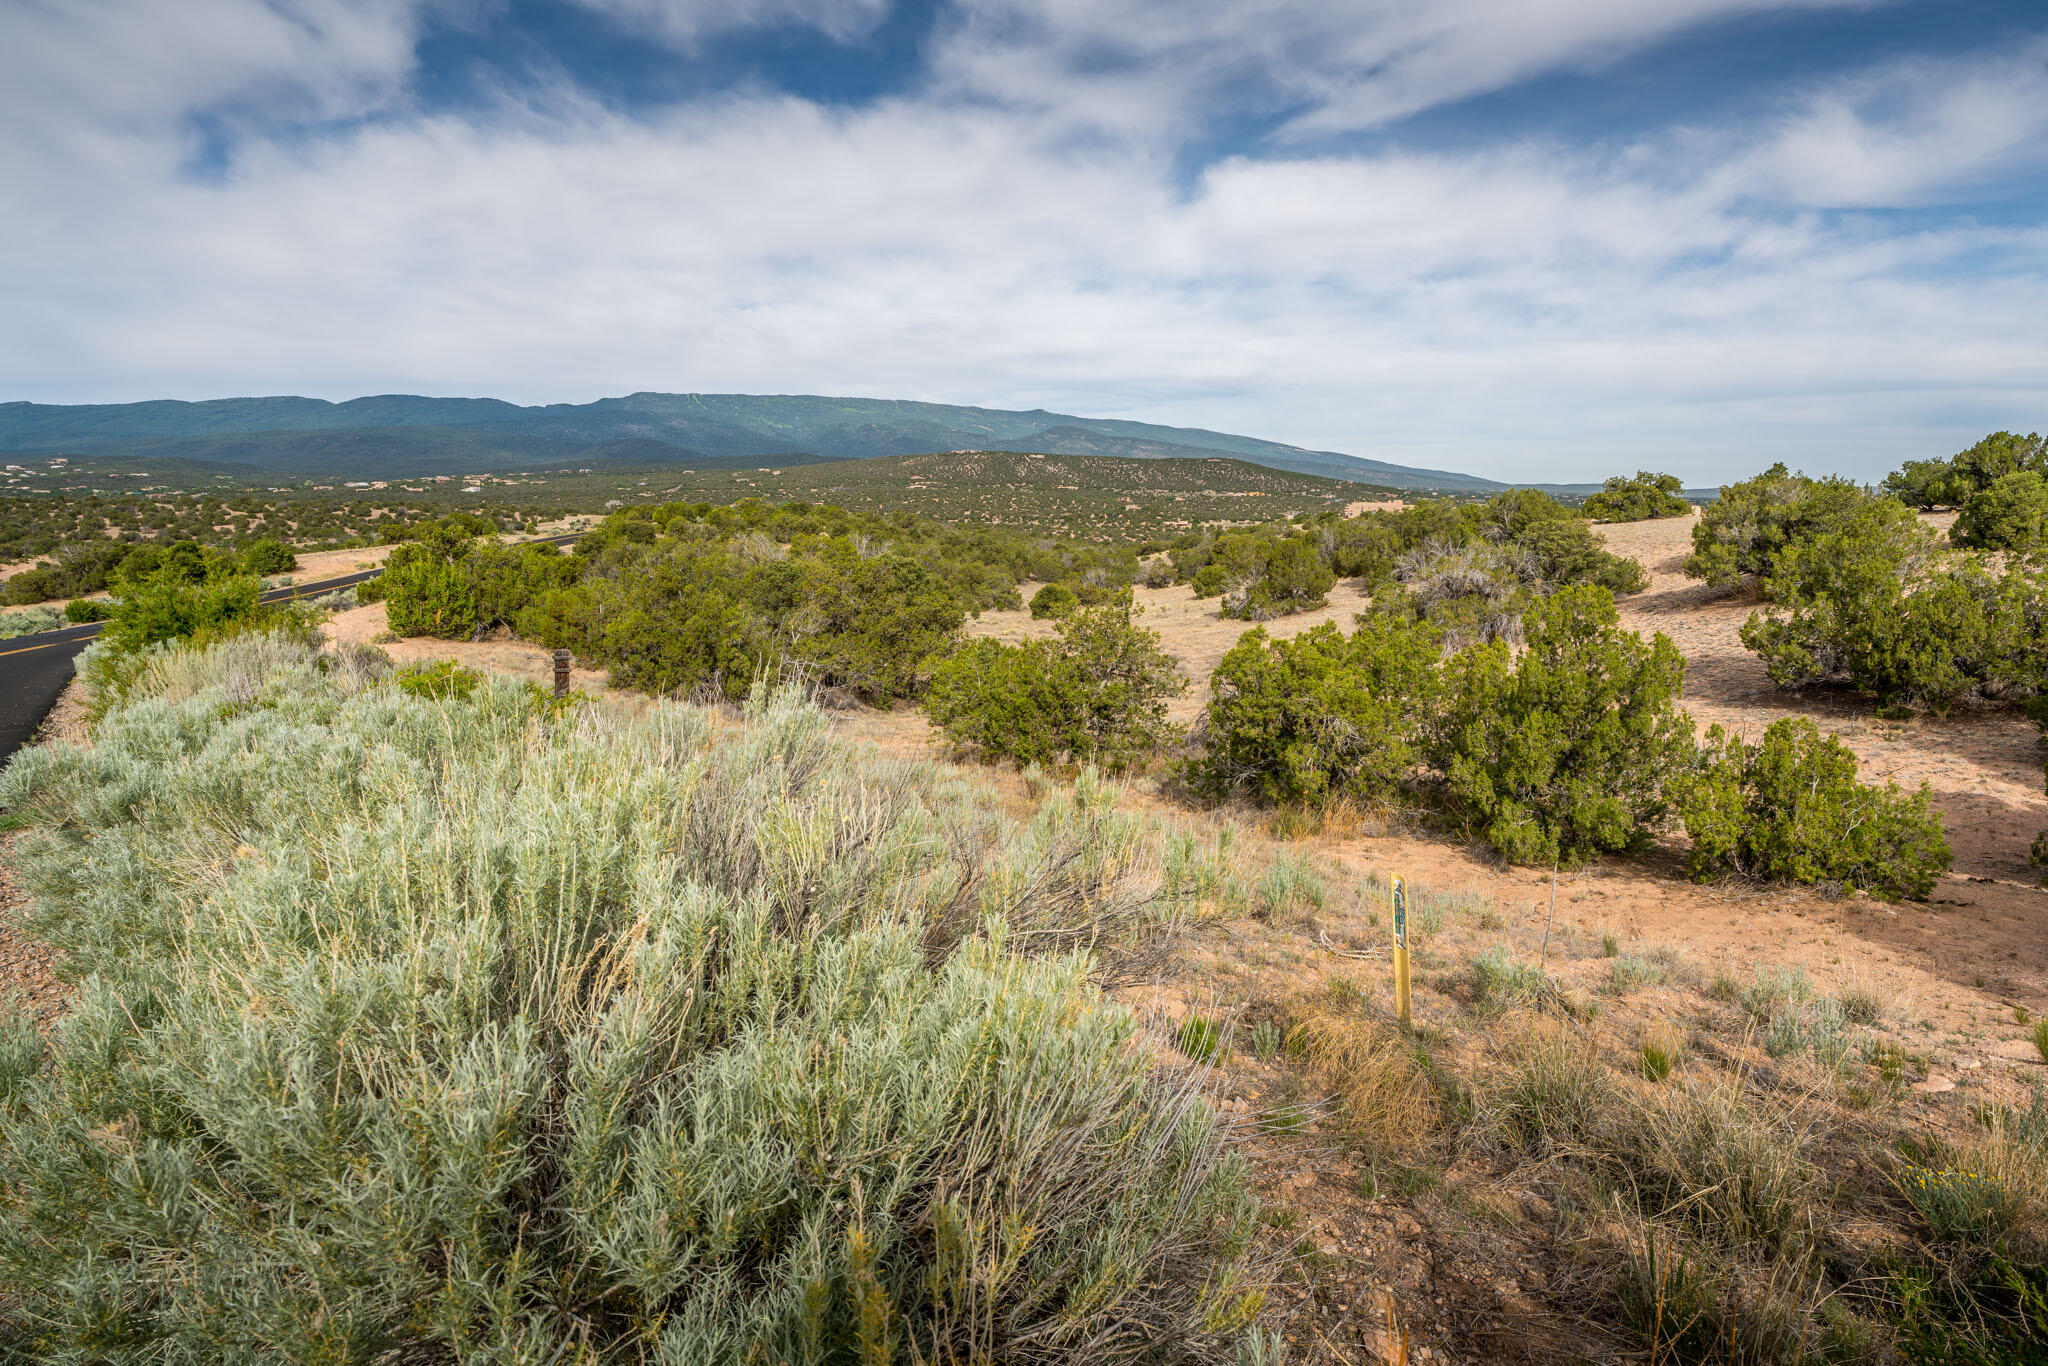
[2,0,2045,482]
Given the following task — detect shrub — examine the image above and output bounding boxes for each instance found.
[1677,718,1951,899]
[1254,851,1325,917]
[924,594,1184,772]
[108,538,240,592]
[1031,582,1081,619]
[1733,964,1815,1022]
[1430,585,1693,864]
[1733,500,2044,713]
[1516,516,1649,596]
[1219,538,1335,620]
[0,539,135,606]
[1475,488,1647,595]
[786,554,966,700]
[240,536,299,575]
[379,523,481,637]
[0,605,62,640]
[394,658,486,701]
[63,597,111,623]
[1898,1164,2016,1244]
[101,564,263,653]
[1328,517,1401,579]
[1190,615,1441,806]
[0,647,1269,1363]
[1683,465,1888,592]
[1188,563,1229,598]
[1953,469,2048,551]
[1884,430,2047,510]
[1583,471,1691,523]
[1388,540,1533,648]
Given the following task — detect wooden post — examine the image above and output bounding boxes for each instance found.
[552,649,571,699]
[1390,874,1412,1028]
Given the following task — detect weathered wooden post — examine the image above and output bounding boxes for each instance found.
[552,649,571,699]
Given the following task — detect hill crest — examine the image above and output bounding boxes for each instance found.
[0,392,1523,493]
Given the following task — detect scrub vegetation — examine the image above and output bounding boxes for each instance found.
[0,637,1271,1362]
[0,492,527,604]
[10,433,2048,1363]
[1581,470,1692,523]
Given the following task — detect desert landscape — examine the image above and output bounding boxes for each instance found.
[285,507,2047,1082]
[7,5,2045,1359]
[94,501,2027,1358]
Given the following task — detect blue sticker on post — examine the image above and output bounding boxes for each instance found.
[1391,874,1407,948]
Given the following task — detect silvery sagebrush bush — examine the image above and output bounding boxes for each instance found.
[0,635,1267,1364]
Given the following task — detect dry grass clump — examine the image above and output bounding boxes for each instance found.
[1478,1022,1616,1152]
[1483,1025,1824,1248]
[1605,953,1666,996]
[1617,1071,1825,1254]
[1834,967,1888,1027]
[1283,991,1441,1156]
[0,635,1272,1363]
[1464,1021,1876,1358]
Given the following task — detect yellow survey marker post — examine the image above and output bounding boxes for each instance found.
[1390,874,1412,1027]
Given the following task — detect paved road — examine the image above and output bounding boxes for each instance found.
[0,534,580,768]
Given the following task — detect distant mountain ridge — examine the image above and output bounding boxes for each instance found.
[0,392,1542,492]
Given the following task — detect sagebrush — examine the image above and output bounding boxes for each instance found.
[0,638,1269,1363]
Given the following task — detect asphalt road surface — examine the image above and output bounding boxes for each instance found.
[0,534,579,769]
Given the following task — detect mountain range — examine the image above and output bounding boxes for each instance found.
[0,393,1545,493]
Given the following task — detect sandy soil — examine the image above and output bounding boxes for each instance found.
[286,544,394,580]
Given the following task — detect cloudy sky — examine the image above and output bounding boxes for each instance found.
[3,0,2044,482]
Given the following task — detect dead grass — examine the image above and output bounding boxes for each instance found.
[1283,992,1441,1157]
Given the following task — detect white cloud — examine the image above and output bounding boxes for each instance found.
[567,0,892,46]
[0,0,2043,483]
[1715,40,2048,207]
[928,0,1885,136]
